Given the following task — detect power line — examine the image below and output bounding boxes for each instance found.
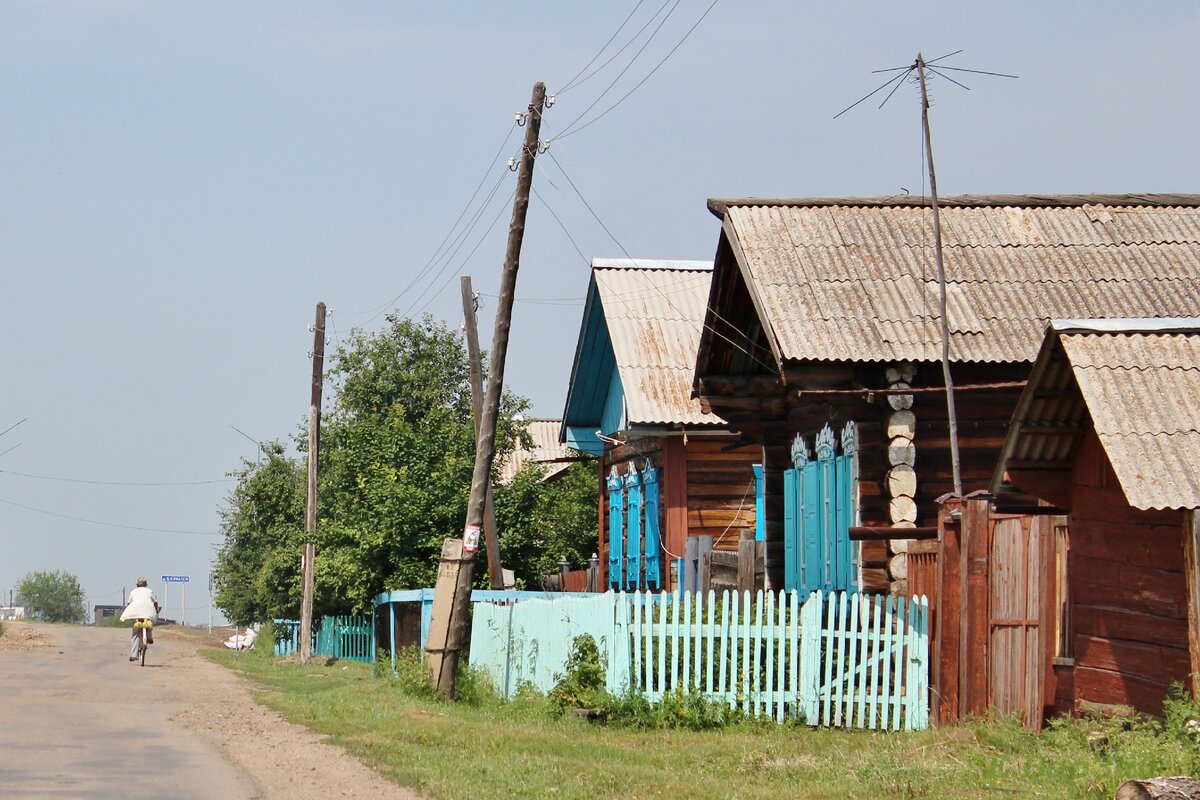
[346,122,518,321]
[0,468,234,487]
[0,496,222,536]
[552,0,721,142]
[542,149,778,373]
[533,186,589,265]
[553,0,682,141]
[557,0,650,95]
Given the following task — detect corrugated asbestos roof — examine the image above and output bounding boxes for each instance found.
[498,418,574,484]
[995,319,1200,510]
[594,261,715,426]
[717,197,1200,364]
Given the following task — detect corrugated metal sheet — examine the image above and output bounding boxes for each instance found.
[723,200,1200,364]
[999,323,1200,510]
[593,263,716,426]
[498,418,574,484]
[1060,332,1200,509]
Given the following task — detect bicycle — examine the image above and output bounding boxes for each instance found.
[132,619,153,666]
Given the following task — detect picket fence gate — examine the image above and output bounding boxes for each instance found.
[274,615,374,663]
[469,589,929,730]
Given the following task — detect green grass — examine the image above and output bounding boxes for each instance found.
[205,645,1200,800]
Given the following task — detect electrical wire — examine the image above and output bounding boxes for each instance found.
[0,468,234,487]
[553,0,721,142]
[533,186,589,265]
[552,0,682,140]
[557,0,650,95]
[543,149,779,373]
[408,186,519,319]
[0,496,222,536]
[346,122,518,320]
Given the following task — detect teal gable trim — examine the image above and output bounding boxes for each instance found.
[565,427,603,456]
[599,367,626,436]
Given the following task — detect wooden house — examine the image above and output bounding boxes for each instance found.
[693,195,1200,596]
[975,319,1200,720]
[497,418,574,484]
[561,259,761,591]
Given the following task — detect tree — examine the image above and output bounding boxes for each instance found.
[17,570,86,623]
[493,461,598,586]
[213,314,545,622]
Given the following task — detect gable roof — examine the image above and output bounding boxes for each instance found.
[562,259,717,440]
[700,195,1200,370]
[992,318,1200,511]
[497,418,574,483]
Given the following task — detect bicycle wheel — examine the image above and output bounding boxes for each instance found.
[140,627,147,667]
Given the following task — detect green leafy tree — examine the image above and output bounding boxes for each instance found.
[17,570,86,623]
[494,461,599,586]
[213,313,589,622]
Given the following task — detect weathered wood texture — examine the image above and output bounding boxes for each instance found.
[685,437,761,548]
[1115,776,1200,800]
[1068,430,1188,716]
[935,499,963,725]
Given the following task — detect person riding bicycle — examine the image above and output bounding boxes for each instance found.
[119,578,160,661]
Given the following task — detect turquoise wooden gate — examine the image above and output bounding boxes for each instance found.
[784,423,858,594]
[606,461,662,590]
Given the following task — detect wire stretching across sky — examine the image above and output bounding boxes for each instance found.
[0,468,234,487]
[0,496,222,536]
[550,0,721,142]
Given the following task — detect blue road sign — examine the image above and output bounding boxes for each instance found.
[161,575,190,583]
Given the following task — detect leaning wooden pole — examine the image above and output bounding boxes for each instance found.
[916,54,963,497]
[461,276,504,589]
[299,301,326,664]
[426,82,546,696]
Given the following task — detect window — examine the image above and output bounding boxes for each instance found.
[783,422,858,594]
[606,460,662,590]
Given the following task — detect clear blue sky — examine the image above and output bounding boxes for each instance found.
[2,1,1196,621]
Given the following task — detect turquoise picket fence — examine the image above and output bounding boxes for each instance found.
[468,589,929,730]
[274,615,374,663]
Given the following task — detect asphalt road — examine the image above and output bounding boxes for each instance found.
[0,623,254,799]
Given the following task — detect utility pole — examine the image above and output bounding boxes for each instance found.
[916,54,963,497]
[427,81,546,696]
[461,276,504,589]
[299,301,326,664]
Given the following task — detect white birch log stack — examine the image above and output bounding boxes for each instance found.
[1115,777,1200,800]
[885,364,917,594]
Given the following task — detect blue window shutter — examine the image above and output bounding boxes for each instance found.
[606,467,624,589]
[801,458,822,593]
[783,466,797,592]
[642,461,661,590]
[815,425,838,591]
[625,468,643,589]
[753,464,765,543]
[838,422,859,591]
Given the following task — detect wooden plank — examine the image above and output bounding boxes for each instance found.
[1074,603,1189,650]
[856,595,870,729]
[1074,665,1175,716]
[846,593,860,728]
[880,595,893,728]
[663,438,688,592]
[738,535,757,594]
[960,498,990,717]
[892,595,906,731]
[1185,512,1200,698]
[869,594,883,730]
[719,590,731,706]
[1072,556,1187,619]
[1075,635,1190,685]
[822,592,836,726]
[741,590,752,716]
[765,591,776,720]
[788,591,799,721]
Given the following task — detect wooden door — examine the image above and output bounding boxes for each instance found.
[988,516,1042,726]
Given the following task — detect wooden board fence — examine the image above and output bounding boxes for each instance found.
[274,616,374,662]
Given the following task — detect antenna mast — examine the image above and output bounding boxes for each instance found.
[916,53,963,497]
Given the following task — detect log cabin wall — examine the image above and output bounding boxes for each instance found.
[1067,429,1188,716]
[683,437,761,551]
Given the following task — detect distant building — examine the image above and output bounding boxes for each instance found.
[0,606,26,620]
[93,604,124,626]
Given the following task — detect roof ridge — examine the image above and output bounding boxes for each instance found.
[709,194,1200,216]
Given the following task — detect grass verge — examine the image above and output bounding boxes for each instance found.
[204,644,1200,800]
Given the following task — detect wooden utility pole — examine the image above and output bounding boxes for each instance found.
[299,301,326,664]
[426,81,546,696]
[461,276,504,589]
[916,54,963,497]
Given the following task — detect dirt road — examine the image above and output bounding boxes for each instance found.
[0,622,419,799]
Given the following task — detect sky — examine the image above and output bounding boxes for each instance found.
[1,1,1197,623]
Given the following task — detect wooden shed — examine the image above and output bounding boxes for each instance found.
[977,318,1200,720]
[561,259,761,591]
[693,195,1200,595]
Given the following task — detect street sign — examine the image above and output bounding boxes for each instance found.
[162,575,190,583]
